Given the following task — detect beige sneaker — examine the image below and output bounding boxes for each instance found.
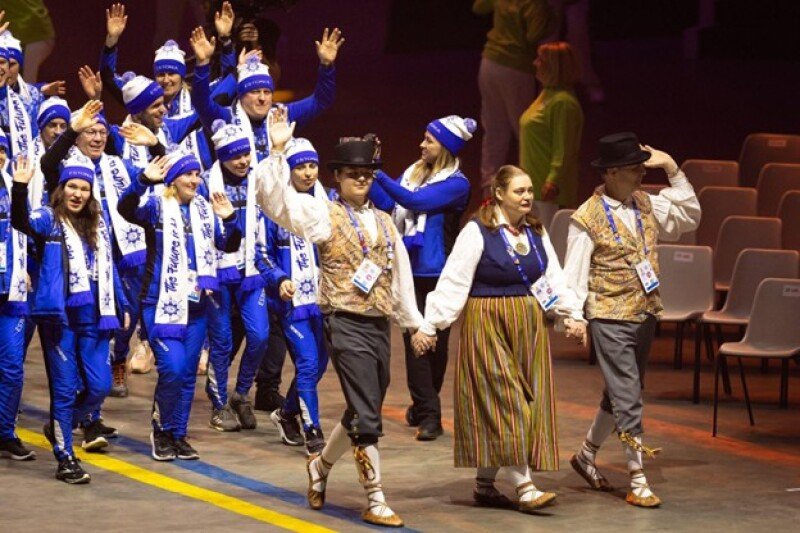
[130,340,154,374]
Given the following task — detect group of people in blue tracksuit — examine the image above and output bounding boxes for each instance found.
[0,4,477,513]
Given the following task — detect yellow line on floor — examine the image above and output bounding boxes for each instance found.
[17,428,336,533]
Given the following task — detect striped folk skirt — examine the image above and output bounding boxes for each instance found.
[454,295,558,470]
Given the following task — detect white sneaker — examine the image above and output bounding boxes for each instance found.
[197,347,209,375]
[130,340,154,374]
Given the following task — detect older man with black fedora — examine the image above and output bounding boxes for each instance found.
[562,132,700,508]
[254,110,427,527]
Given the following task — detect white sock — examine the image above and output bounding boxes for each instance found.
[622,437,654,498]
[586,408,617,448]
[475,467,500,496]
[505,465,545,502]
[309,422,350,492]
[355,444,396,518]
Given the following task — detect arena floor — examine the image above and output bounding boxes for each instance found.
[3,320,799,532]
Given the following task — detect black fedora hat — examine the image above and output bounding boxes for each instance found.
[327,139,382,171]
[590,132,651,169]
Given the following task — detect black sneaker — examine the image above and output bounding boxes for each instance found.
[150,430,176,461]
[0,437,36,461]
[173,436,200,460]
[304,426,326,456]
[230,392,257,430]
[209,405,241,432]
[269,409,303,446]
[255,387,285,412]
[97,420,119,439]
[56,457,91,484]
[81,420,109,452]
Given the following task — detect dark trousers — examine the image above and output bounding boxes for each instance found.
[254,311,288,392]
[324,312,391,445]
[590,315,657,436]
[402,276,450,425]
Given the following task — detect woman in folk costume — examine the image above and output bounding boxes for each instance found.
[0,148,36,462]
[11,152,131,485]
[369,115,474,442]
[412,165,586,513]
[117,149,241,462]
[200,119,274,433]
[189,23,342,163]
[265,137,329,455]
[39,100,158,400]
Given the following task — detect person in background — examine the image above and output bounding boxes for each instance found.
[519,41,583,228]
[369,115,474,442]
[473,0,556,195]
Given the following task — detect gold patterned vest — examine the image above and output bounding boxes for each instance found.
[317,202,394,317]
[572,189,663,322]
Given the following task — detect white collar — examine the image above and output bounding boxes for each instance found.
[494,206,530,228]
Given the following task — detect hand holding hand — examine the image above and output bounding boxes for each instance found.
[211,191,234,219]
[71,100,103,133]
[315,27,344,66]
[279,280,296,302]
[268,107,295,152]
[541,181,560,202]
[190,26,216,66]
[143,156,170,183]
[214,1,234,39]
[105,3,128,47]
[411,330,437,358]
[119,122,158,147]
[12,156,34,185]
[563,318,588,346]
[78,66,102,99]
[641,144,678,178]
[42,81,66,97]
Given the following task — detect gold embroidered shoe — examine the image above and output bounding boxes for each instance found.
[516,482,557,513]
[570,454,613,491]
[306,453,329,510]
[626,490,662,508]
[361,507,404,528]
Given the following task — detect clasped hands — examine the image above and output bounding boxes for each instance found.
[563,318,588,346]
[410,330,437,358]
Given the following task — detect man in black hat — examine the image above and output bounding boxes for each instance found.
[254,110,428,527]
[561,132,700,508]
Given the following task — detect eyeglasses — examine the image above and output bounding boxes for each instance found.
[339,168,375,181]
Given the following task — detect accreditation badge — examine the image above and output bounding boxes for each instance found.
[352,258,382,294]
[531,275,559,311]
[635,259,660,293]
[187,270,201,303]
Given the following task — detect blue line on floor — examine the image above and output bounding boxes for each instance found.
[21,404,418,533]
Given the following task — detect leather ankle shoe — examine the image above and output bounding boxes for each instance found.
[415,423,443,441]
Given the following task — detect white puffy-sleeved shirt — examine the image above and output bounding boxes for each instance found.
[254,153,424,329]
[562,170,701,316]
[418,207,583,336]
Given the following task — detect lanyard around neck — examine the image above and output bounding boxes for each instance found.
[499,226,545,287]
[341,201,394,269]
[600,197,649,255]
